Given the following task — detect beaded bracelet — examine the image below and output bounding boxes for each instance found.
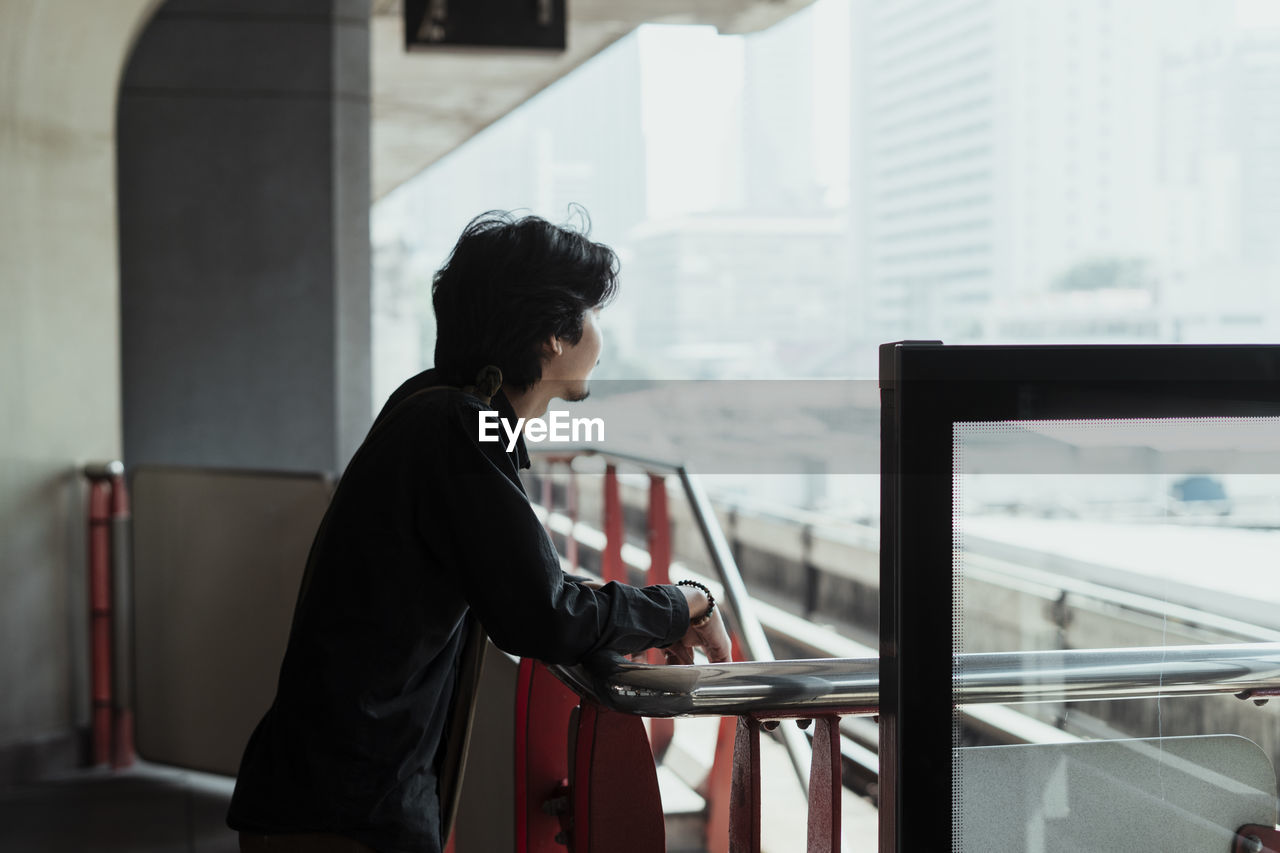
[676,579,716,627]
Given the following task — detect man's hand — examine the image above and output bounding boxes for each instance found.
[663,607,732,664]
[667,582,733,664]
[573,575,732,663]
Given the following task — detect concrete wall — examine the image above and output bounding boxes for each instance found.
[118,0,371,473]
[0,0,372,781]
[0,0,164,775]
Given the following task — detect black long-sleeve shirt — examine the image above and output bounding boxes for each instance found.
[226,368,690,853]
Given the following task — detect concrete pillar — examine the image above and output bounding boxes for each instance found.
[118,0,372,473]
[0,0,164,779]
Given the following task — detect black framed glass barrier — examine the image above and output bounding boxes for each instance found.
[880,343,1280,853]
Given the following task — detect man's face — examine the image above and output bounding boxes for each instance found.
[545,308,603,403]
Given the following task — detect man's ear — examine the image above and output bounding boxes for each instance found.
[542,335,563,359]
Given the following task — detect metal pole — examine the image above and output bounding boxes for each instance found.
[555,642,1280,718]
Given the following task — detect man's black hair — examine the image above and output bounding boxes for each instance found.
[431,209,619,392]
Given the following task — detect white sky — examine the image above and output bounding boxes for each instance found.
[637,25,744,220]
[808,0,853,207]
[1235,0,1280,28]
[636,0,852,219]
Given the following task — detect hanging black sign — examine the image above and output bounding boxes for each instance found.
[404,0,567,51]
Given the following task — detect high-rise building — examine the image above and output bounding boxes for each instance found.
[624,213,852,378]
[851,0,1237,344]
[854,0,1003,342]
[740,10,824,213]
[1158,26,1280,341]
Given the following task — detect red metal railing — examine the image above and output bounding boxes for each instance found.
[538,455,580,572]
[520,450,844,853]
[511,656,851,853]
[87,474,113,766]
[601,464,624,584]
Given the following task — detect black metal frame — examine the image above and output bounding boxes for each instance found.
[878,342,1280,853]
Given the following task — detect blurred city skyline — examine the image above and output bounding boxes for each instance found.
[373,0,1280,406]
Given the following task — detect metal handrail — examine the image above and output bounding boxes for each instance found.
[532,448,770,659]
[551,642,1280,719]
[676,468,773,665]
[530,447,815,789]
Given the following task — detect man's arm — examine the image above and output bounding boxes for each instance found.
[424,401,694,664]
[567,573,730,661]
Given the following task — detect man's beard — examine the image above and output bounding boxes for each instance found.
[562,384,591,403]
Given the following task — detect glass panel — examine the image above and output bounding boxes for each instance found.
[952,417,1280,852]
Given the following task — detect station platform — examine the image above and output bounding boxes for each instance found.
[0,761,237,852]
[0,723,877,852]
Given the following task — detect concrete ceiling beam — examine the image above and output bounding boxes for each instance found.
[370,0,816,199]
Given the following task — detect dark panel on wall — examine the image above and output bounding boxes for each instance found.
[130,467,332,775]
[404,0,566,50]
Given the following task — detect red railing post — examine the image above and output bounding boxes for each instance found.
[703,635,747,853]
[703,715,737,853]
[566,464,579,572]
[645,475,670,587]
[806,716,842,853]
[87,478,113,767]
[644,474,675,758]
[728,716,762,853]
[601,464,624,583]
[540,462,555,538]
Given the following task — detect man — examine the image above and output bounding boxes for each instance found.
[227,211,730,853]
